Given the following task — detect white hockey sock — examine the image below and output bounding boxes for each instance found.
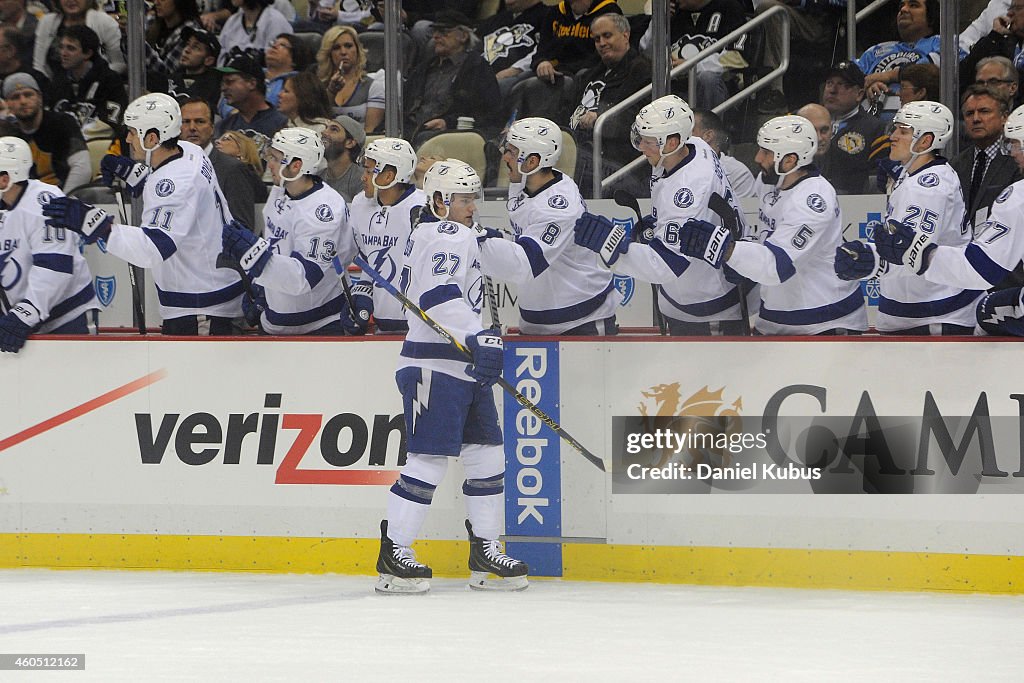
[461,443,505,541]
[386,452,448,547]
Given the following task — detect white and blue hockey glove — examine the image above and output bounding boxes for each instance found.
[342,282,373,336]
[41,196,113,244]
[678,218,732,269]
[977,287,1024,336]
[633,214,656,244]
[221,220,271,278]
[466,329,504,387]
[873,219,935,274]
[574,212,628,266]
[0,301,39,353]
[835,241,883,281]
[100,154,149,196]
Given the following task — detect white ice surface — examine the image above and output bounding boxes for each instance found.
[0,569,1021,682]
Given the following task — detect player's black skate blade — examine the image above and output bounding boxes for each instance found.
[375,520,432,594]
[465,520,529,591]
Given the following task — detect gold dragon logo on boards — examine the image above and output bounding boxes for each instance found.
[637,383,744,469]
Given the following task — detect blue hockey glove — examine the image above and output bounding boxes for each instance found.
[977,287,1024,336]
[875,158,901,191]
[472,222,505,242]
[341,281,373,336]
[574,212,628,266]
[0,302,39,353]
[834,241,881,280]
[873,219,935,274]
[466,329,504,387]
[41,196,113,244]
[633,214,656,244]
[242,284,266,327]
[100,154,149,196]
[221,220,271,278]
[678,218,733,269]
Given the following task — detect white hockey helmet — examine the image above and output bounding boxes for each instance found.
[504,117,562,175]
[893,100,953,156]
[362,137,416,190]
[123,93,182,151]
[0,136,33,184]
[270,127,325,184]
[423,158,482,220]
[1004,104,1024,144]
[756,114,818,181]
[631,95,695,155]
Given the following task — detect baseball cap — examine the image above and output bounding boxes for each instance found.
[181,26,221,58]
[215,53,264,82]
[2,73,41,99]
[827,61,866,88]
[334,114,366,146]
[431,9,474,31]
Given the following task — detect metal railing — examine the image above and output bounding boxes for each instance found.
[593,5,790,198]
[847,0,895,60]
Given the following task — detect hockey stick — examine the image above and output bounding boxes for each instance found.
[352,253,605,472]
[470,222,503,330]
[113,188,146,335]
[708,191,751,336]
[612,189,667,335]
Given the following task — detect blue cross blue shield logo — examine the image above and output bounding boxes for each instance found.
[612,216,633,241]
[612,274,635,306]
[95,275,116,307]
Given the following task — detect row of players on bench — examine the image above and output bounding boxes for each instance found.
[3,90,1024,353]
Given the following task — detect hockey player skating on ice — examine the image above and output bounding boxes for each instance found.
[219,127,355,335]
[376,158,528,594]
[476,117,621,335]
[342,137,425,335]
[671,114,867,335]
[870,104,1024,336]
[41,93,243,335]
[0,136,98,353]
[573,95,749,335]
[834,101,982,334]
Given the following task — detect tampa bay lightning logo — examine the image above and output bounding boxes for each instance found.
[36,190,55,206]
[437,222,458,234]
[368,247,397,282]
[94,275,116,307]
[508,194,525,212]
[0,249,22,290]
[997,186,1014,203]
[155,179,175,197]
[673,188,694,208]
[274,195,287,212]
[612,274,635,306]
[548,194,568,209]
[806,193,826,213]
[315,204,334,222]
[918,173,939,188]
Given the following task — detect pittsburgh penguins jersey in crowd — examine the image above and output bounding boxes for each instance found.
[477,1,550,74]
[398,214,485,382]
[730,169,867,335]
[0,180,97,331]
[105,140,243,321]
[348,186,425,332]
[639,0,748,60]
[256,179,354,335]
[480,171,620,334]
[612,136,746,324]
[875,159,980,332]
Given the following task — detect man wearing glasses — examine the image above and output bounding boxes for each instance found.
[961,0,1024,101]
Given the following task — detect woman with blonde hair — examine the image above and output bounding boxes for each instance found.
[321,25,384,134]
[215,131,268,205]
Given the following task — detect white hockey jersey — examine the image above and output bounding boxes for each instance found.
[256,179,354,335]
[613,136,745,323]
[0,180,97,331]
[106,140,243,321]
[348,185,426,332]
[729,170,867,335]
[480,171,620,334]
[398,215,485,382]
[875,159,980,331]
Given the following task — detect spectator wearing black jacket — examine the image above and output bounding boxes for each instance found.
[477,0,551,99]
[47,24,126,131]
[532,0,622,84]
[960,0,1024,95]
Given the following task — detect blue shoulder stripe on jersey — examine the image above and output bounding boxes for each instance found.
[760,289,863,326]
[649,238,690,277]
[142,227,178,260]
[520,281,614,325]
[32,252,73,274]
[290,251,324,289]
[658,285,739,318]
[157,280,244,309]
[47,283,96,320]
[263,292,345,327]
[878,288,982,319]
[419,283,463,311]
[515,235,550,276]
[964,243,1011,287]
[401,340,467,363]
[765,241,797,282]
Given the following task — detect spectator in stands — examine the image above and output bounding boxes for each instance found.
[323,25,384,133]
[954,84,1020,230]
[368,0,481,62]
[692,107,756,198]
[321,113,364,202]
[217,0,291,64]
[4,73,90,190]
[171,26,221,112]
[898,62,941,105]
[820,61,888,194]
[477,0,550,99]
[403,10,501,146]
[0,26,48,94]
[797,103,832,164]
[0,0,37,67]
[47,24,126,131]
[215,129,264,172]
[278,71,333,133]
[180,98,266,231]
[264,34,314,108]
[146,0,200,78]
[974,56,1020,108]
[960,0,1023,92]
[532,0,621,84]
[413,150,444,188]
[640,0,748,110]
[215,51,288,141]
[33,0,125,78]
[569,12,650,198]
[961,0,1011,53]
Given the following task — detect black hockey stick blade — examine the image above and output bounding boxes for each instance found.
[612,189,642,221]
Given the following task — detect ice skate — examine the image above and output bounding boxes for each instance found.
[466,520,529,591]
[375,520,431,595]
